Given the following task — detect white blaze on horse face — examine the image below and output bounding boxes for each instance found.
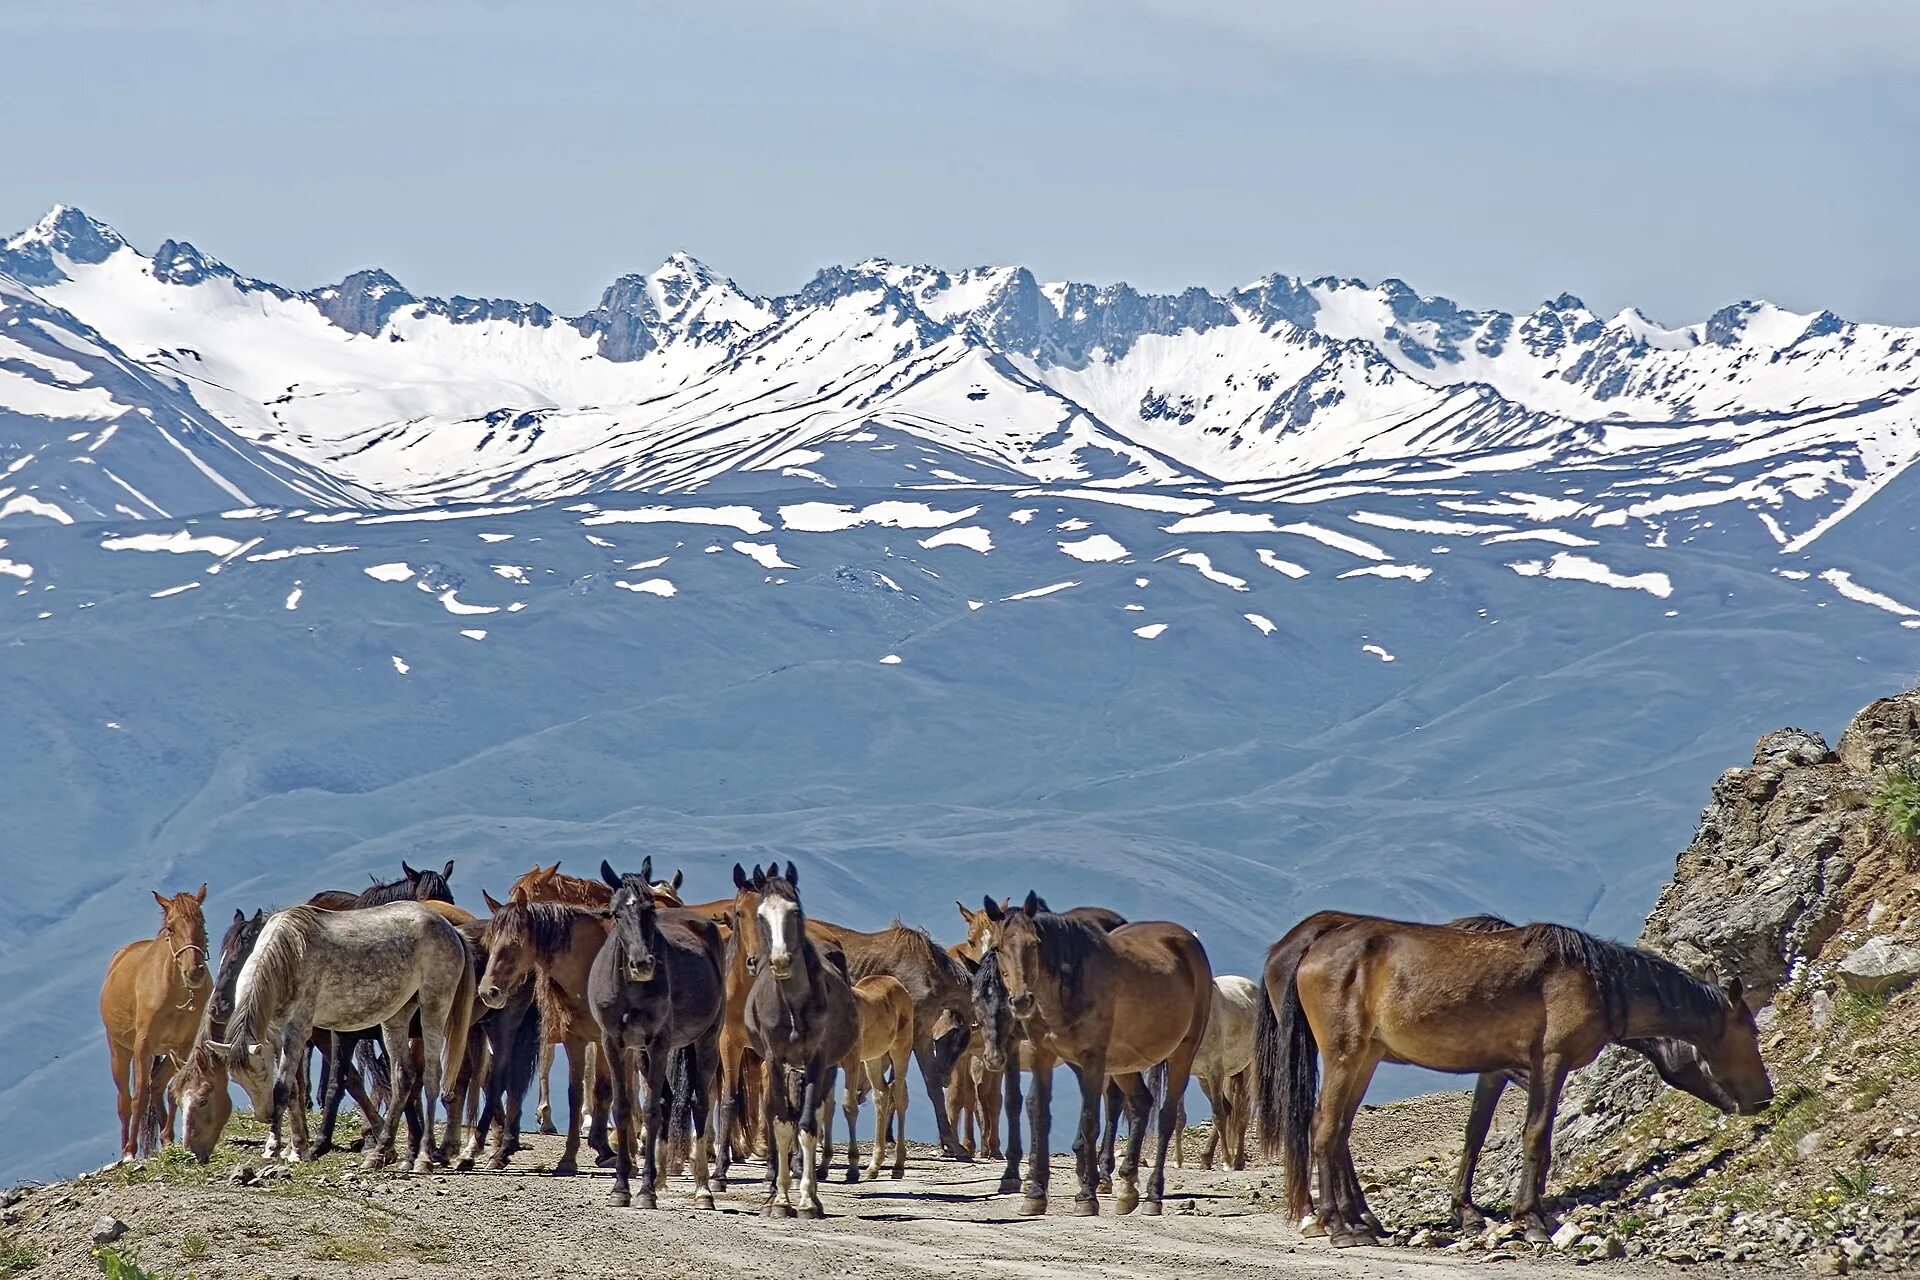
[759,896,798,975]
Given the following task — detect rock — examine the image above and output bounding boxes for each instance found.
[1796,1130,1826,1160]
[1814,1246,1850,1275]
[1551,1222,1585,1250]
[90,1216,126,1246]
[229,1163,257,1185]
[1837,937,1920,996]
[1812,987,1834,1028]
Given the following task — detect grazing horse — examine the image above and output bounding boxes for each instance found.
[1257,910,1755,1237]
[588,859,726,1210]
[476,898,615,1174]
[1257,915,1773,1247]
[829,972,915,1183]
[986,893,1212,1217]
[100,885,210,1159]
[508,866,683,1136]
[737,863,857,1219]
[1179,974,1259,1171]
[309,860,456,911]
[208,902,475,1172]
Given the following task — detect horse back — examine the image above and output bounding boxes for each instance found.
[1101,921,1213,1071]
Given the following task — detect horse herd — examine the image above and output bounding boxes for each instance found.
[99,858,1774,1245]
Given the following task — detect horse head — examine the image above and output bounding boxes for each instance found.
[1695,977,1773,1115]
[649,866,686,908]
[954,898,1006,962]
[600,858,661,984]
[982,891,1046,1022]
[172,1047,233,1164]
[153,885,210,988]
[750,861,805,982]
[728,862,769,976]
[202,1037,273,1120]
[208,907,266,1027]
[401,859,456,904]
[969,948,1018,1074]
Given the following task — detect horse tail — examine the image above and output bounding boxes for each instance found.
[137,1055,171,1155]
[439,952,477,1106]
[505,997,541,1105]
[1255,937,1320,1223]
[667,1045,695,1165]
[356,1036,393,1114]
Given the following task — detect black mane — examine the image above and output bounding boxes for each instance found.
[1023,909,1113,1009]
[1447,913,1517,934]
[491,900,599,961]
[1520,923,1724,1036]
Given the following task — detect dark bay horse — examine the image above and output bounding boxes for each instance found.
[100,886,210,1159]
[986,892,1212,1217]
[589,859,726,1209]
[737,863,857,1218]
[1258,914,1773,1246]
[309,860,456,912]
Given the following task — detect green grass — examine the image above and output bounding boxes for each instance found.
[177,1232,209,1264]
[94,1247,171,1280]
[1869,758,1920,840]
[0,1235,37,1276]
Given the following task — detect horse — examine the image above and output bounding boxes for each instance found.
[206,902,475,1173]
[476,898,615,1174]
[309,860,456,912]
[826,972,914,1183]
[588,859,726,1209]
[985,892,1212,1217]
[508,867,684,1137]
[100,885,210,1159]
[1178,974,1259,1171]
[943,948,1001,1161]
[737,862,857,1218]
[1257,910,1757,1238]
[1256,914,1773,1247]
[446,909,540,1172]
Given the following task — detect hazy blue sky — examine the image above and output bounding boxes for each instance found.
[5,1,1916,323]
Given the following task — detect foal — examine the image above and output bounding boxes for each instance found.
[830,972,915,1183]
[738,863,856,1218]
[589,859,725,1210]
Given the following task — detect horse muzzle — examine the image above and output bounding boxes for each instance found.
[1009,994,1036,1020]
[979,1051,1007,1073]
[478,983,506,1009]
[768,959,794,981]
[626,961,656,984]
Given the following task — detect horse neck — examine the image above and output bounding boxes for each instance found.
[228,921,298,1046]
[1618,985,1722,1045]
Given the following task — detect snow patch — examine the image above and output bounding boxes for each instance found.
[102,531,246,556]
[1276,523,1389,560]
[1362,643,1396,662]
[1244,613,1277,635]
[1133,623,1169,640]
[1338,564,1433,582]
[1059,534,1130,563]
[921,526,993,553]
[284,584,302,610]
[1177,552,1248,591]
[1256,550,1309,579]
[391,655,410,675]
[586,505,771,534]
[1820,569,1919,618]
[246,544,357,562]
[461,629,488,640]
[364,562,416,583]
[1004,580,1079,601]
[1507,553,1673,598]
[780,501,978,532]
[439,589,498,616]
[615,578,677,597]
[732,541,794,569]
[1164,511,1279,535]
[150,582,201,599]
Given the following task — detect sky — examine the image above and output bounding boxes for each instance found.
[3,1,1917,324]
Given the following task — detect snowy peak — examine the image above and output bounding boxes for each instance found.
[0,205,130,285]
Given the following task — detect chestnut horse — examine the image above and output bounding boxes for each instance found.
[828,972,915,1183]
[101,885,210,1159]
[476,898,614,1174]
[985,892,1212,1217]
[1257,914,1773,1247]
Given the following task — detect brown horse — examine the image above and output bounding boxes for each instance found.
[826,973,915,1183]
[476,898,614,1174]
[985,892,1212,1217]
[101,885,210,1159]
[1257,914,1773,1247]
[944,947,1002,1161]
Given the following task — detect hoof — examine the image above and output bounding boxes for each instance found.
[609,1189,631,1208]
[453,1156,475,1173]
[411,1156,433,1176]
[1141,1200,1163,1217]
[553,1161,578,1178]
[594,1151,617,1168]
[1019,1196,1047,1217]
[844,1169,860,1184]
[712,1176,728,1192]
[1114,1187,1139,1216]
[487,1156,510,1173]
[635,1192,657,1210]
[1330,1229,1378,1249]
[890,1168,905,1180]
[537,1119,558,1136]
[798,1203,824,1220]
[944,1145,974,1163]
[309,1141,333,1160]
[1456,1207,1486,1233]
[1362,1211,1385,1235]
[1301,1219,1329,1238]
[360,1154,386,1173]
[1073,1197,1099,1217]
[764,1203,795,1219]
[1524,1225,1553,1246]
[997,1177,1022,1197]
[695,1192,716,1211]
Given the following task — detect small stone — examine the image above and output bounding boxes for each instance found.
[229,1163,257,1186]
[1409,1228,1435,1248]
[1814,1246,1849,1275]
[1798,1129,1826,1159]
[1837,938,1920,997]
[90,1216,126,1246]
[1552,1223,1585,1250]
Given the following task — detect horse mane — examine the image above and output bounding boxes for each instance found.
[227,907,325,1049]
[486,900,599,964]
[1447,913,1517,934]
[358,869,452,907]
[1519,922,1723,1036]
[1024,909,1111,1010]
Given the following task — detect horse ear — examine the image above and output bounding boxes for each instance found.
[402,861,420,879]
[638,856,653,887]
[233,907,246,925]
[600,860,622,889]
[1724,976,1745,1005]
[732,863,750,891]
[752,866,767,891]
[957,901,973,923]
[152,890,168,909]
[1021,890,1041,918]
[982,895,1003,922]
[442,860,455,880]
[194,883,208,904]
[483,888,505,913]
[786,861,799,888]
[252,908,266,924]
[671,870,684,892]
[205,1039,230,1056]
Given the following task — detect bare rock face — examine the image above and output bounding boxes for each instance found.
[1836,937,1920,996]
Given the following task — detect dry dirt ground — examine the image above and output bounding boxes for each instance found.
[6,1091,1740,1280]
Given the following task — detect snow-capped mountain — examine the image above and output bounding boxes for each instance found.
[3,206,1917,1184]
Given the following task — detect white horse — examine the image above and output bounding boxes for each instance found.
[1178,974,1260,1170]
[209,902,474,1172]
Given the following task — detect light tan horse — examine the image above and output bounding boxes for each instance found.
[100,885,210,1160]
[828,973,915,1183]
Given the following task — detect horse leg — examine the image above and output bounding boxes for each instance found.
[946,1063,972,1159]
[555,1038,586,1176]
[125,1037,152,1160]
[764,1066,794,1217]
[536,1039,557,1134]
[1068,1060,1105,1216]
[797,1060,832,1218]
[1513,1061,1568,1244]
[1098,1078,1123,1194]
[601,1042,634,1208]
[109,1039,134,1161]
[912,1035,967,1160]
[999,1053,1026,1197]
[980,1063,1003,1162]
[588,1047,615,1165]
[689,1037,719,1210]
[841,1057,862,1183]
[1021,1051,1054,1213]
[1229,1067,1252,1170]
[1453,1073,1506,1232]
[890,1046,910,1179]
[1146,1047,1200,1218]
[1201,1074,1225,1170]
[365,1021,414,1171]
[863,1061,889,1182]
[1311,1047,1380,1246]
[1113,1072,1152,1215]
[415,1016,450,1175]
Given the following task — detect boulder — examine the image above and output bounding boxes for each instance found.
[89,1215,125,1246]
[1837,937,1920,996]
